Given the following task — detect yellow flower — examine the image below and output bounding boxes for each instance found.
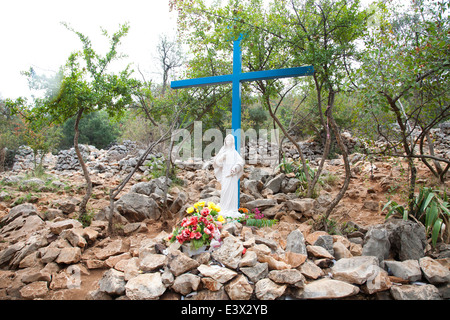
[217,215,225,223]
[186,207,194,214]
[194,201,205,209]
[207,202,215,209]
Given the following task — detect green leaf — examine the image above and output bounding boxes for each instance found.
[431,218,443,248]
[425,201,438,232]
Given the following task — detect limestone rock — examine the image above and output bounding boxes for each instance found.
[331,256,379,285]
[211,236,244,269]
[301,278,360,299]
[115,192,161,222]
[419,256,450,284]
[255,278,286,300]
[268,269,305,288]
[241,262,269,283]
[139,253,168,272]
[172,273,201,296]
[19,281,48,299]
[125,273,166,300]
[285,229,307,255]
[55,247,81,265]
[98,268,126,296]
[225,274,253,300]
[384,260,422,282]
[390,284,442,300]
[197,264,237,283]
[168,252,200,276]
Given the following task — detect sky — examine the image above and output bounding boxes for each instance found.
[0,0,178,100]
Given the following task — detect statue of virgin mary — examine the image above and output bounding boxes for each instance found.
[213,134,245,218]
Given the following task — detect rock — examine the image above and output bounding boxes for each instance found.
[239,250,258,268]
[286,198,315,215]
[255,278,286,300]
[390,284,442,300]
[139,253,168,272]
[363,201,379,212]
[285,229,307,255]
[41,247,61,264]
[94,239,128,260]
[306,245,334,259]
[168,252,200,276]
[365,219,427,262]
[0,203,38,226]
[301,278,360,299]
[225,274,253,300]
[98,269,126,296]
[125,273,166,300]
[197,264,237,283]
[389,220,426,261]
[60,228,87,248]
[115,192,161,222]
[331,256,379,285]
[281,178,301,194]
[49,219,83,235]
[172,273,201,296]
[19,281,48,299]
[333,242,353,260]
[0,242,25,266]
[384,260,422,282]
[211,236,244,269]
[268,269,305,287]
[55,247,82,265]
[244,199,278,211]
[278,252,307,268]
[362,225,391,262]
[313,235,334,256]
[299,260,325,280]
[419,256,450,284]
[362,265,392,294]
[265,173,285,193]
[240,262,269,283]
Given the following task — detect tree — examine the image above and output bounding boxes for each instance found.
[359,0,450,212]
[170,0,372,228]
[15,22,140,222]
[156,34,184,95]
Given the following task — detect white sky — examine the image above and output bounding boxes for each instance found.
[0,0,178,100]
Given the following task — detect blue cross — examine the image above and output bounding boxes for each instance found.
[171,37,314,208]
[171,37,314,152]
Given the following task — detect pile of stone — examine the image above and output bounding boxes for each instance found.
[0,197,448,300]
[10,146,56,172]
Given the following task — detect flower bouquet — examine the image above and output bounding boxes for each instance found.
[168,201,225,254]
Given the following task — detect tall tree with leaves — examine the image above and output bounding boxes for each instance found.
[171,0,372,228]
[18,22,140,222]
[359,0,450,212]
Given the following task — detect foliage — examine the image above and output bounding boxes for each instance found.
[383,187,450,246]
[358,0,450,186]
[237,207,278,227]
[169,201,223,249]
[58,110,121,150]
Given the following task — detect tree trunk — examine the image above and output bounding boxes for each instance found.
[74,108,93,222]
[322,110,351,231]
[266,96,311,187]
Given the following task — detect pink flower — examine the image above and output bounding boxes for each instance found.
[201,207,210,217]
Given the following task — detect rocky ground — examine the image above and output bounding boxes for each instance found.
[0,130,450,301]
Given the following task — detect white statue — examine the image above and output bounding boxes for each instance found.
[213,134,245,218]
